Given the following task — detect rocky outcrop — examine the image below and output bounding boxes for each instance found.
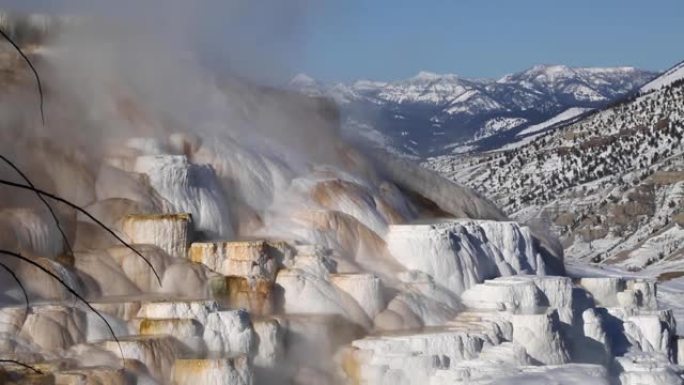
[189,240,292,281]
[122,213,191,259]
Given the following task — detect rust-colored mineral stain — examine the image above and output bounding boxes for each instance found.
[311,179,371,210]
[292,209,388,259]
[211,275,274,315]
[124,213,192,222]
[174,359,213,373]
[139,318,195,335]
[375,197,406,224]
[340,347,361,385]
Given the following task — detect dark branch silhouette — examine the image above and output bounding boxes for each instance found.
[0,261,29,317]
[0,22,128,375]
[0,179,162,285]
[0,359,43,374]
[0,28,74,257]
[0,155,74,257]
[0,27,45,126]
[0,249,125,370]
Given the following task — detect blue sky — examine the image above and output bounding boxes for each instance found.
[300,0,684,82]
[4,0,684,83]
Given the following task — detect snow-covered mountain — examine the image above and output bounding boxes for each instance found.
[292,66,656,157]
[641,60,684,93]
[425,59,684,279]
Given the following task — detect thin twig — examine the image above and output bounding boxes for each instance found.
[0,28,74,257]
[0,155,74,257]
[0,179,162,285]
[0,249,125,370]
[0,27,45,126]
[0,359,43,374]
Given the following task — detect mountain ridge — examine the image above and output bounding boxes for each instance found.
[291,65,657,157]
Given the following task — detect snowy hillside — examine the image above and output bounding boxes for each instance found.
[517,107,592,137]
[425,65,684,279]
[292,66,656,156]
[641,60,684,93]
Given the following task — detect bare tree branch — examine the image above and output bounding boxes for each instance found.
[0,27,45,126]
[0,27,76,258]
[0,179,162,285]
[0,249,125,370]
[0,359,43,374]
[0,155,74,257]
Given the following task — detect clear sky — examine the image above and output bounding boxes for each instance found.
[299,0,684,82]
[4,0,684,83]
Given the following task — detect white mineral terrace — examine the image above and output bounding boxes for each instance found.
[0,142,681,385]
[2,212,682,384]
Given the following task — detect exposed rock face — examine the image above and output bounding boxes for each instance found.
[136,300,219,327]
[209,275,274,316]
[172,357,253,385]
[122,213,192,259]
[139,318,205,352]
[189,240,292,281]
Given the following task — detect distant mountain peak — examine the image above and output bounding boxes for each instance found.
[352,79,388,89]
[289,73,318,87]
[407,71,465,84]
[411,71,443,81]
[497,64,645,84]
[530,64,571,72]
[498,64,572,80]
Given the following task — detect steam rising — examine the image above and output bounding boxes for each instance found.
[0,4,565,385]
